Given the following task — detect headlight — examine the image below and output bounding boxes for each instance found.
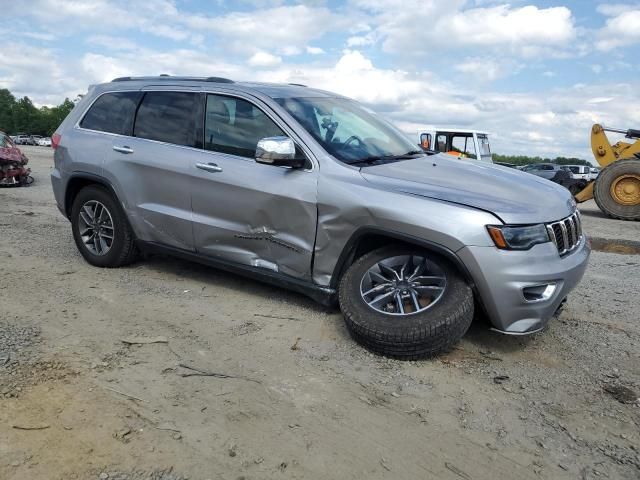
[486,224,550,250]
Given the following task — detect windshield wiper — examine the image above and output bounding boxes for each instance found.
[349,150,425,166]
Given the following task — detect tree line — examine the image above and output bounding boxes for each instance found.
[493,153,592,166]
[0,88,75,137]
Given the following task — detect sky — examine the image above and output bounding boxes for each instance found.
[1,0,639,161]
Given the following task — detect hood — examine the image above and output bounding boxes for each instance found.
[360,154,575,224]
[0,146,27,165]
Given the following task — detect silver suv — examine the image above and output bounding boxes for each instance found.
[51,76,590,358]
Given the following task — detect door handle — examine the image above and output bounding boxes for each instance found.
[113,145,134,154]
[196,162,223,173]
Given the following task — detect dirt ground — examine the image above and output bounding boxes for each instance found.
[1,146,639,480]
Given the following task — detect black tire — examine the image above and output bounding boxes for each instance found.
[70,185,137,267]
[338,246,474,359]
[593,159,640,221]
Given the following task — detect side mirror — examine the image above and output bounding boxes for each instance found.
[255,136,306,168]
[419,133,432,150]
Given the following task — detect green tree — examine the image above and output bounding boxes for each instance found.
[0,89,17,133]
[0,89,77,136]
[493,153,592,166]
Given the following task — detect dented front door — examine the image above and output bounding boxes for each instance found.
[191,156,317,279]
[191,93,318,280]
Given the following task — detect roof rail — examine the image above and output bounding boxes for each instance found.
[205,77,234,83]
[288,83,307,87]
[110,76,235,83]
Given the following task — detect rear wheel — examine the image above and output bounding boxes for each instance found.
[594,159,640,220]
[71,185,137,267]
[338,246,474,359]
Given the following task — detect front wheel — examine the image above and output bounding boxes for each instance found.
[338,246,474,359]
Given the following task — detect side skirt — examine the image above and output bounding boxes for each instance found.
[136,241,338,307]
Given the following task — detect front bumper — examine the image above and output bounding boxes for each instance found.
[457,236,590,334]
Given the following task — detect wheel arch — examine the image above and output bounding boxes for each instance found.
[64,173,120,219]
[329,227,476,290]
[329,227,491,321]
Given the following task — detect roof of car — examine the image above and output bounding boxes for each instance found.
[418,127,490,135]
[96,76,340,99]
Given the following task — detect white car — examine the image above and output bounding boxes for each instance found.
[589,167,600,181]
[37,137,52,147]
[562,165,591,180]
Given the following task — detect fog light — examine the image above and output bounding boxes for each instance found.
[522,283,557,302]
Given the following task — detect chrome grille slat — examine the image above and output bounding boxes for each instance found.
[547,212,582,256]
[559,221,569,253]
[569,216,577,244]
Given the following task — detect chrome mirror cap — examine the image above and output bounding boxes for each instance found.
[256,136,295,163]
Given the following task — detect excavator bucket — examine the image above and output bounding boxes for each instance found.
[574,181,594,203]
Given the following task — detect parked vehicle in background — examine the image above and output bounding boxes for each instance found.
[0,131,32,186]
[51,76,589,358]
[521,163,566,180]
[37,137,52,147]
[563,165,591,180]
[495,162,518,169]
[418,128,493,163]
[589,167,600,180]
[13,134,32,145]
[521,163,588,195]
[31,135,43,145]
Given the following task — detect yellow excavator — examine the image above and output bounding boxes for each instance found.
[575,124,640,220]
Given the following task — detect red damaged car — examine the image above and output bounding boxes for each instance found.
[0,132,32,186]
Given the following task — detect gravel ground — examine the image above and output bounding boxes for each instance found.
[0,146,638,480]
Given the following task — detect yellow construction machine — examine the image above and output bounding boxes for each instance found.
[575,124,640,220]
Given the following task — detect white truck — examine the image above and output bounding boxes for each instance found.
[418,128,493,163]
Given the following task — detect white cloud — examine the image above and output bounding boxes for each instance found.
[248,51,283,68]
[346,33,376,47]
[306,46,325,55]
[87,35,139,51]
[454,58,515,82]
[596,7,640,51]
[182,5,341,54]
[356,1,576,58]
[596,3,638,16]
[6,0,195,43]
[438,5,575,48]
[3,1,639,161]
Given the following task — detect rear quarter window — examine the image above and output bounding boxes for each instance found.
[80,91,142,135]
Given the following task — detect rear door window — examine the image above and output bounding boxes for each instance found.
[134,92,199,148]
[80,91,141,135]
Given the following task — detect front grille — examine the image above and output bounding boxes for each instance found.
[547,211,582,255]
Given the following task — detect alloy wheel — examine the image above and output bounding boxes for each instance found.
[78,200,114,256]
[360,254,447,316]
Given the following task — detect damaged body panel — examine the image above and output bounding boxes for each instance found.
[191,154,317,279]
[0,132,32,187]
[51,77,590,339]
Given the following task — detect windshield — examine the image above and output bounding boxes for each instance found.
[0,133,12,148]
[275,96,423,165]
[477,134,491,159]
